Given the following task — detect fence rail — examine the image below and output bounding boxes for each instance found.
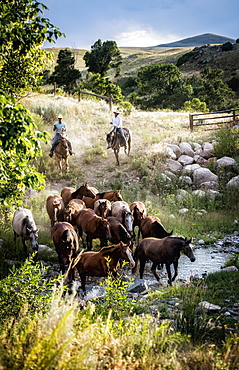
[189,108,239,131]
[78,90,113,111]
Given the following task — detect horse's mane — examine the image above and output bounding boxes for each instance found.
[71,185,84,198]
[167,236,185,241]
[22,215,35,231]
[96,191,115,198]
[100,244,120,256]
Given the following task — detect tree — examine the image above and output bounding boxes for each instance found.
[0,0,63,208]
[83,40,122,77]
[49,49,81,93]
[0,0,64,97]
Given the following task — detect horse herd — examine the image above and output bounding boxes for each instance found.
[12,182,196,294]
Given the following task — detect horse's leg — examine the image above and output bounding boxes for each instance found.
[151,262,160,282]
[139,257,147,279]
[80,273,87,295]
[114,149,120,166]
[65,157,69,171]
[165,263,172,285]
[22,238,27,257]
[172,260,178,282]
[86,235,92,251]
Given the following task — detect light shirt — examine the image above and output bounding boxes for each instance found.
[54,121,67,134]
[111,115,122,128]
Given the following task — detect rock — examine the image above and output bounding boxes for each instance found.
[203,142,214,151]
[191,142,202,151]
[129,280,148,293]
[164,170,177,179]
[216,156,237,169]
[193,189,206,197]
[193,168,218,187]
[178,175,193,187]
[183,163,201,173]
[178,208,189,214]
[199,181,218,190]
[166,159,183,173]
[178,155,194,166]
[166,146,177,159]
[176,189,190,202]
[166,144,181,159]
[197,301,221,312]
[194,155,208,166]
[179,142,195,157]
[221,266,238,272]
[227,175,239,189]
[198,239,205,245]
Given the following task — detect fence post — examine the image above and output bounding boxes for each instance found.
[109,94,113,112]
[78,90,81,102]
[189,114,194,132]
[54,82,56,96]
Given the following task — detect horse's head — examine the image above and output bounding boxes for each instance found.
[101,219,112,241]
[27,227,39,251]
[119,242,135,268]
[114,190,123,201]
[183,238,196,262]
[106,131,114,149]
[81,183,96,198]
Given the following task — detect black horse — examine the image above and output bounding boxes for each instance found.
[106,127,132,165]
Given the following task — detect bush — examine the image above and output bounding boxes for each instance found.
[213,127,239,158]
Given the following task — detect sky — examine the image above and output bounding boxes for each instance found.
[43,0,239,50]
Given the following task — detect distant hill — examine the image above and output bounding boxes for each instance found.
[157,33,236,48]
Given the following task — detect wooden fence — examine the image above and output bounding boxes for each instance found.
[189,108,239,131]
[78,90,113,111]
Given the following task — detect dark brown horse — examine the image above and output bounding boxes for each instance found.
[61,183,96,206]
[107,216,133,247]
[75,209,112,250]
[130,201,147,242]
[111,201,134,238]
[66,242,135,294]
[46,194,65,227]
[53,136,70,172]
[106,127,132,165]
[139,216,173,240]
[93,199,112,218]
[132,236,195,285]
[63,199,85,226]
[82,190,123,209]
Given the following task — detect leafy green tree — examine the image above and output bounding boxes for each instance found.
[0,0,64,97]
[83,39,122,77]
[0,0,63,208]
[136,63,183,109]
[49,49,81,93]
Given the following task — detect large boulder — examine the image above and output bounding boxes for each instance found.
[193,168,218,187]
[216,156,237,170]
[166,144,181,159]
[179,142,195,157]
[177,155,194,166]
[166,159,183,173]
[227,175,239,189]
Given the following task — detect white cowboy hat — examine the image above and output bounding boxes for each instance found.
[58,114,63,118]
[113,110,120,114]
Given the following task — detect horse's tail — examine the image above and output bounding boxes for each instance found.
[132,243,139,274]
[63,249,83,284]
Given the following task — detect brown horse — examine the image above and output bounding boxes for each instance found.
[63,199,85,226]
[53,136,70,172]
[94,199,112,218]
[111,201,134,238]
[46,194,65,227]
[61,183,96,206]
[106,127,132,165]
[75,208,112,250]
[82,190,123,209]
[66,242,135,294]
[130,201,147,242]
[132,236,196,285]
[139,216,173,240]
[107,216,133,247]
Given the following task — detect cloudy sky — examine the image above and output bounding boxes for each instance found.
[43,0,238,50]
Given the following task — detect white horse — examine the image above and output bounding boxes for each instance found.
[12,207,39,257]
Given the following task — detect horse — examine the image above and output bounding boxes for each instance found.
[132,236,196,285]
[130,201,147,242]
[12,207,39,257]
[82,190,123,209]
[63,199,85,226]
[46,194,65,227]
[75,209,112,250]
[94,199,112,218]
[139,216,173,240]
[53,136,70,172]
[111,201,134,238]
[61,183,96,206]
[65,242,135,294]
[106,127,132,165]
[51,222,79,275]
[107,216,133,247]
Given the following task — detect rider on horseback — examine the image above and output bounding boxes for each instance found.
[49,114,74,157]
[110,110,128,150]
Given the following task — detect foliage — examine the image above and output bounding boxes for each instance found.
[0,93,48,208]
[183,97,209,112]
[213,127,239,158]
[49,49,81,93]
[0,0,64,97]
[176,48,201,67]
[82,72,124,103]
[83,39,122,77]
[221,42,233,52]
[0,257,60,322]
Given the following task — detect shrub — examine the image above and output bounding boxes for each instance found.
[213,127,239,158]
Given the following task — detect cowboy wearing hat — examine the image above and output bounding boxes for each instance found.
[49,114,74,157]
[110,110,127,149]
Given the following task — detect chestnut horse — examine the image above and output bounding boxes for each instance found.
[132,236,195,285]
[130,201,147,242]
[82,190,123,209]
[65,242,135,294]
[106,127,132,166]
[46,194,65,227]
[139,216,173,240]
[75,209,112,250]
[61,183,95,206]
[63,199,85,226]
[53,136,70,173]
